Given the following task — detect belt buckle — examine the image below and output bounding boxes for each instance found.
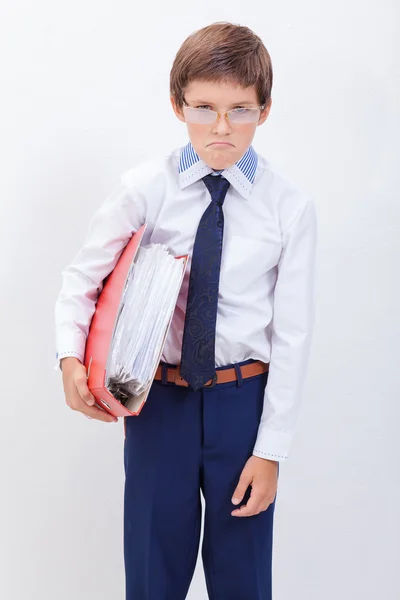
[203,372,218,389]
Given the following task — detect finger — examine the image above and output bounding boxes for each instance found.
[74,374,96,406]
[231,492,262,517]
[83,402,118,423]
[67,387,117,423]
[232,474,253,505]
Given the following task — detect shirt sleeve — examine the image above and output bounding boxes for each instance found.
[53,171,146,371]
[252,199,318,461]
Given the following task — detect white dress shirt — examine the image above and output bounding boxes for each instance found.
[54,142,318,461]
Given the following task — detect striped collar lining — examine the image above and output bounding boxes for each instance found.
[178,142,258,200]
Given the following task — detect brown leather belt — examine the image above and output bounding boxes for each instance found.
[154,360,269,388]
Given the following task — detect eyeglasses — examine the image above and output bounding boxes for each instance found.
[182,99,265,125]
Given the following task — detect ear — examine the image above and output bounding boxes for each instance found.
[257,98,272,126]
[170,95,186,123]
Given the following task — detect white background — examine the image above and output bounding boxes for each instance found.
[0,1,399,599]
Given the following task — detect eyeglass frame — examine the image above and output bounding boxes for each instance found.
[181,96,266,125]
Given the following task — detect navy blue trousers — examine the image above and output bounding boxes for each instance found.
[123,359,277,600]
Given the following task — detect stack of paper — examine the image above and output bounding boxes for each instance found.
[104,243,185,403]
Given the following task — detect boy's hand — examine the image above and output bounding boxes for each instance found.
[231,456,278,517]
[61,357,118,423]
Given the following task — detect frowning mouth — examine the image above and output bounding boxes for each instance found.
[208,142,234,147]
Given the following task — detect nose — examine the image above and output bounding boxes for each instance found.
[211,112,232,135]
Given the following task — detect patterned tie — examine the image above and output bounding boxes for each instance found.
[180,174,231,390]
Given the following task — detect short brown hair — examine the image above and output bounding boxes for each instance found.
[170,22,273,109]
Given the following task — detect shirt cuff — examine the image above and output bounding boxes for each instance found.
[252,428,294,462]
[53,351,84,371]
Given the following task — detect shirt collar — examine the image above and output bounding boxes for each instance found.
[178,141,258,200]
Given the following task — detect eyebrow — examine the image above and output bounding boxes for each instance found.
[189,100,256,106]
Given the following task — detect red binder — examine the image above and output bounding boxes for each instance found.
[83,223,188,417]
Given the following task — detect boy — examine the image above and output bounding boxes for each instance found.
[55,21,317,600]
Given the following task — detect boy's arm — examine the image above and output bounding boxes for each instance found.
[54,172,146,371]
[252,199,318,462]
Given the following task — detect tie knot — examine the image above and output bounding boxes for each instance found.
[202,174,231,206]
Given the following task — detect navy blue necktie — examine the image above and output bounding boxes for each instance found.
[180,174,231,391]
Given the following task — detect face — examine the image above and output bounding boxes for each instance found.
[171,79,271,170]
